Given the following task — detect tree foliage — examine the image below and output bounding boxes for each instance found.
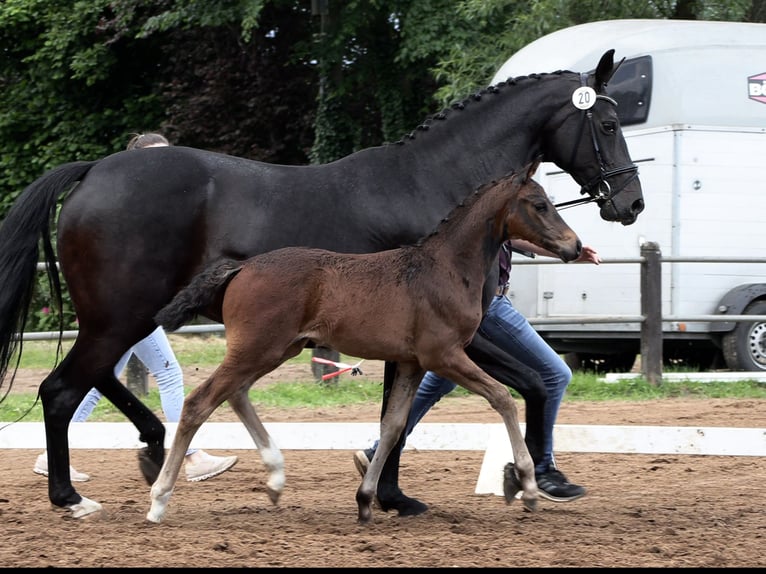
[0,0,761,329]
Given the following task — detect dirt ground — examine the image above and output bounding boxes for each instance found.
[2,363,765,568]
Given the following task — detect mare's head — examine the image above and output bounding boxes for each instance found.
[536,50,644,225]
[500,160,581,262]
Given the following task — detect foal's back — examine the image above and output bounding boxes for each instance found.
[220,245,472,364]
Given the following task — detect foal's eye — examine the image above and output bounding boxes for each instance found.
[602,121,617,135]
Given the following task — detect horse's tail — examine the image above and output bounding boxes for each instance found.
[0,160,98,396]
[155,258,243,332]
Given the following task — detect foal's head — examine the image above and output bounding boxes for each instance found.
[500,161,581,262]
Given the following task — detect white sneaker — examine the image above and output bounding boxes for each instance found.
[184,450,238,482]
[33,452,90,482]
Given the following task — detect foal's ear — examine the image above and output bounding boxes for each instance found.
[524,158,541,180]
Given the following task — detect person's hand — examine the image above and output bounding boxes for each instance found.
[576,245,601,264]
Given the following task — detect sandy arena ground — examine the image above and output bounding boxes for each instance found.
[1,363,764,567]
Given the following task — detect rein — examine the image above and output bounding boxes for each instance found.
[560,72,638,211]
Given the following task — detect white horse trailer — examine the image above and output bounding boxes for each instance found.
[492,19,766,372]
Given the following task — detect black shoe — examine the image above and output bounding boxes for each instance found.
[535,465,587,502]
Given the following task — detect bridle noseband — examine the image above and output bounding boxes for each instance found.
[555,72,639,211]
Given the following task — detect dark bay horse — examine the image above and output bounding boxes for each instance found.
[147,162,581,524]
[0,49,642,519]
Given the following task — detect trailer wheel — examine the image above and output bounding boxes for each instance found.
[722,300,766,371]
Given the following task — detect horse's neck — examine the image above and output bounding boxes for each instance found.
[357,75,569,237]
[400,75,569,185]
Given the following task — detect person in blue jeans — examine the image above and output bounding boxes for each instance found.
[354,238,601,502]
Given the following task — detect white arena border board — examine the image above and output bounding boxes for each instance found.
[601,371,766,383]
[1,421,763,498]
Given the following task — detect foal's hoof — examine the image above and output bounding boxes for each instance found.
[504,462,538,512]
[266,486,281,505]
[521,495,538,513]
[503,462,522,504]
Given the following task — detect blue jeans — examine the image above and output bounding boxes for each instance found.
[370,293,572,474]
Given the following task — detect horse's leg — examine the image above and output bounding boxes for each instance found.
[357,363,423,524]
[96,378,167,484]
[147,370,232,523]
[226,388,285,504]
[38,347,163,517]
[465,332,547,465]
[38,363,104,518]
[374,361,429,516]
[434,350,538,511]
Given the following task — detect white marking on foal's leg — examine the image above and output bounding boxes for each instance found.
[146,485,173,524]
[68,496,103,518]
[260,437,285,504]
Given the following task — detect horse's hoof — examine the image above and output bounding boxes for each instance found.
[138,448,162,485]
[378,489,429,517]
[503,462,522,504]
[67,496,104,519]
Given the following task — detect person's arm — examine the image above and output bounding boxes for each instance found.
[512,238,601,264]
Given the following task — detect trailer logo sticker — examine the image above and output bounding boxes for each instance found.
[748,72,766,104]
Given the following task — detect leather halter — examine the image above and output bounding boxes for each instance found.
[555,72,639,211]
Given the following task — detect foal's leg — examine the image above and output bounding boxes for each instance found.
[375,332,548,516]
[357,363,424,524]
[434,350,538,511]
[374,361,429,516]
[377,332,548,516]
[465,333,548,465]
[227,389,285,504]
[147,369,235,523]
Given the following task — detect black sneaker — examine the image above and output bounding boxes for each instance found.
[535,465,587,502]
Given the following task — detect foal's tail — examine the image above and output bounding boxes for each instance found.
[0,161,98,396]
[155,259,243,332]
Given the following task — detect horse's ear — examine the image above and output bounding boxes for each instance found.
[595,49,616,89]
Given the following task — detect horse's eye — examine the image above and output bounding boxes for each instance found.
[534,202,548,213]
[602,121,617,135]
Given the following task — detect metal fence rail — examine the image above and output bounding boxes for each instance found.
[28,249,766,385]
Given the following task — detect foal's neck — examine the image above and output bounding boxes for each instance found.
[420,176,515,289]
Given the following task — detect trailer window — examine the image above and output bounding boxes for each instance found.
[599,55,652,126]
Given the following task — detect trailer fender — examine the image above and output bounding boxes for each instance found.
[710,283,766,333]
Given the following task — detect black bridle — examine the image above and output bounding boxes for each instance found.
[555,73,639,211]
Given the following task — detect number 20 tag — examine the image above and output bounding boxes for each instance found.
[572,86,597,110]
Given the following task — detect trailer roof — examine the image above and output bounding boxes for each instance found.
[492,19,766,129]
[492,19,766,80]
